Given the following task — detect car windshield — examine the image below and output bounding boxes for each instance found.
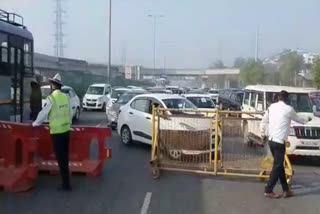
[310,97,320,111]
[162,98,196,110]
[61,88,70,94]
[166,88,180,94]
[117,93,143,105]
[236,93,244,103]
[266,92,313,112]
[187,97,215,108]
[111,90,127,99]
[87,86,104,95]
[41,87,51,98]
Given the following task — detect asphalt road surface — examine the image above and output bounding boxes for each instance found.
[1,111,320,214]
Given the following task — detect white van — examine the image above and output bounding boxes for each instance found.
[242,85,320,156]
[83,84,112,111]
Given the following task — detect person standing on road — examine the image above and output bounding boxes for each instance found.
[260,90,308,199]
[32,73,73,191]
[30,79,42,121]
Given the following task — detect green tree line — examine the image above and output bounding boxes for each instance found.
[237,51,320,87]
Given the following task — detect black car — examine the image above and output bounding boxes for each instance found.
[218,89,244,110]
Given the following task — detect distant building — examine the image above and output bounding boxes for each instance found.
[123,66,241,89]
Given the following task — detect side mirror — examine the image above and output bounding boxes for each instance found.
[313,105,317,113]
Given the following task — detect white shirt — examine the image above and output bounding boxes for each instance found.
[32,90,72,127]
[260,101,307,144]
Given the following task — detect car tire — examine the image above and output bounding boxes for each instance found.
[121,125,132,145]
[83,108,87,111]
[74,107,80,121]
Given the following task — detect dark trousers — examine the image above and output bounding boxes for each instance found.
[52,131,71,188]
[265,141,289,193]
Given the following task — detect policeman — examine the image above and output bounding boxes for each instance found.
[33,73,72,191]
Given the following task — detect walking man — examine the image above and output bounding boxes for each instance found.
[33,73,72,191]
[260,90,308,199]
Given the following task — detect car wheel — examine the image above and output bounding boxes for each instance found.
[74,107,80,121]
[83,108,87,111]
[121,126,132,145]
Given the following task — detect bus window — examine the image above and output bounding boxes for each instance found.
[244,91,250,105]
[250,92,257,108]
[24,42,31,52]
[10,47,15,64]
[0,33,8,63]
[17,49,21,65]
[257,93,264,111]
[24,52,31,66]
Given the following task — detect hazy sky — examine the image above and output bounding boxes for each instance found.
[2,0,320,68]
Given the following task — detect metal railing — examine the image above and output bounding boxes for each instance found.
[151,108,293,183]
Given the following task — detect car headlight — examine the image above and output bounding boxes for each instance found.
[289,127,295,136]
[286,141,290,148]
[98,97,103,103]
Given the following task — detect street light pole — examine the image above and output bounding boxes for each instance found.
[148,14,163,78]
[107,0,112,84]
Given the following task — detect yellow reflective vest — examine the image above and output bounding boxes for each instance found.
[48,90,71,134]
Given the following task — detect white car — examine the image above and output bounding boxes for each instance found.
[117,94,198,145]
[83,83,112,111]
[41,85,81,121]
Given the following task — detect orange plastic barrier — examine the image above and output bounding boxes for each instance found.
[34,125,112,177]
[0,121,38,192]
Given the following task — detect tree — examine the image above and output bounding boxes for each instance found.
[240,59,265,85]
[233,57,246,68]
[278,51,304,86]
[263,63,279,85]
[208,60,225,69]
[313,57,320,89]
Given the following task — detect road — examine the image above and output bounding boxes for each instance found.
[1,111,320,214]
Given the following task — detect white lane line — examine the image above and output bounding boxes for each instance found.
[140,192,152,214]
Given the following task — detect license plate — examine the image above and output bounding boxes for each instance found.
[302,141,320,146]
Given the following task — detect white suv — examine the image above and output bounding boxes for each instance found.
[243,85,320,156]
[117,94,197,145]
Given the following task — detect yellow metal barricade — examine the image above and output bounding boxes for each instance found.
[151,108,293,184]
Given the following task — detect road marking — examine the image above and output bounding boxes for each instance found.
[140,192,152,214]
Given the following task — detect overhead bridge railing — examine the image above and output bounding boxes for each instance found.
[151,108,293,184]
